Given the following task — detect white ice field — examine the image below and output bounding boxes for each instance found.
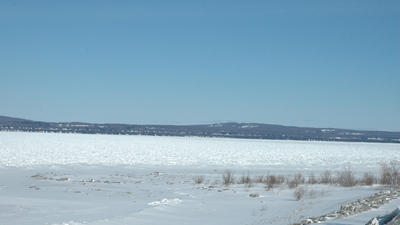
[1,131,400,171]
[0,131,399,225]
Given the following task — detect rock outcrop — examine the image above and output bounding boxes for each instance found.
[291,190,400,225]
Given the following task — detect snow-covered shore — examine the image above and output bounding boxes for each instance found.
[0,165,395,225]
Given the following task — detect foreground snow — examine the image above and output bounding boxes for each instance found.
[0,165,392,225]
[0,132,399,225]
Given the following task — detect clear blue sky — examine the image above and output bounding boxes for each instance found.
[1,0,399,131]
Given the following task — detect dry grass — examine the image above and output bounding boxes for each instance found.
[222,170,235,186]
[265,175,276,188]
[288,173,304,189]
[362,173,375,186]
[380,162,391,185]
[239,173,251,184]
[264,175,281,190]
[254,175,264,183]
[209,161,399,190]
[276,175,285,185]
[320,170,333,184]
[194,176,205,184]
[294,187,305,201]
[307,173,318,184]
[337,166,356,187]
[380,161,400,189]
[238,173,253,187]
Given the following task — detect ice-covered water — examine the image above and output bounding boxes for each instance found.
[0,131,399,171]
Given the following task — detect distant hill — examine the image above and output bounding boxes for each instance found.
[0,115,399,143]
[0,115,31,123]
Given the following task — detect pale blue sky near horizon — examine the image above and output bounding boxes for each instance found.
[1,0,399,131]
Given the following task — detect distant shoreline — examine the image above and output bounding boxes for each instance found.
[1,115,399,144]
